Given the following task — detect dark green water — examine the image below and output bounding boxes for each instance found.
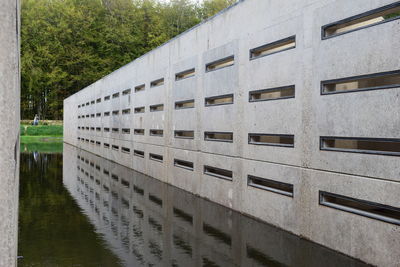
[18,144,370,267]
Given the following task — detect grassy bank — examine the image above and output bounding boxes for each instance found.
[20,124,63,153]
[21,125,63,137]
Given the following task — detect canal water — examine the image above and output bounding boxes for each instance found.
[18,143,370,267]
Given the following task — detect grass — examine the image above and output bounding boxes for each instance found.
[20,123,64,153]
[21,125,63,137]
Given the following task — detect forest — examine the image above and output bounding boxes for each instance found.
[21,0,236,120]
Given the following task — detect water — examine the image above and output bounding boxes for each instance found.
[18,143,370,266]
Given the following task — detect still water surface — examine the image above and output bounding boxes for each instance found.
[18,144,369,266]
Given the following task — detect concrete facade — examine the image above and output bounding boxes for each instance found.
[0,0,20,266]
[64,0,400,266]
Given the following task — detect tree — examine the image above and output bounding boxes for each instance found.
[21,0,236,119]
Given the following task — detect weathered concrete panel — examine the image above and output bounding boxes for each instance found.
[0,0,20,266]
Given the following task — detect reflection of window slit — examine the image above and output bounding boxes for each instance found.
[203,223,231,246]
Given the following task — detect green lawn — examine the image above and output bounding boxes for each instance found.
[21,125,63,136]
[20,125,63,153]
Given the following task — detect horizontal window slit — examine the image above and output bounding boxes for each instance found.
[175,68,195,81]
[96,98,101,103]
[103,169,109,175]
[112,110,119,116]
[206,56,234,72]
[112,92,119,98]
[86,102,89,106]
[122,128,130,134]
[134,106,145,113]
[319,191,400,225]
[112,128,119,133]
[104,143,110,148]
[96,141,101,146]
[248,175,293,197]
[249,134,294,147]
[90,114,95,118]
[104,96,110,101]
[122,109,131,115]
[104,112,110,117]
[321,70,400,94]
[103,185,109,192]
[134,150,144,158]
[90,140,95,144]
[175,99,194,109]
[135,84,145,92]
[95,165,100,170]
[204,132,233,142]
[134,129,144,135]
[149,153,163,162]
[322,2,400,38]
[205,94,233,106]
[96,113,101,117]
[90,127,94,131]
[91,100,95,105]
[150,78,164,87]
[150,104,164,112]
[174,130,194,139]
[112,145,119,151]
[204,165,232,181]
[174,159,194,171]
[249,85,295,102]
[122,89,131,95]
[150,129,163,137]
[320,137,400,156]
[122,147,130,154]
[250,36,296,59]
[96,127,101,131]
[104,128,110,132]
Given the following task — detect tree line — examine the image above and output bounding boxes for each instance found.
[21,0,236,120]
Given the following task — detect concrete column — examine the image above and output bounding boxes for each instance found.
[0,0,20,266]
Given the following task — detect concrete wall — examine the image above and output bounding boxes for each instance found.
[0,0,20,266]
[64,0,400,266]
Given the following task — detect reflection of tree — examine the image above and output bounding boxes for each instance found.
[18,153,122,266]
[384,12,400,20]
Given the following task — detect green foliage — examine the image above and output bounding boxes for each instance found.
[21,0,235,120]
[20,125,26,136]
[25,125,63,136]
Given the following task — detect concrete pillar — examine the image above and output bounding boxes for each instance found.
[0,0,20,266]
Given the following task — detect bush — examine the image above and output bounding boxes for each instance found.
[25,125,63,136]
[20,125,26,136]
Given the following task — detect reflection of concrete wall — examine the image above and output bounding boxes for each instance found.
[0,0,20,266]
[64,1,400,266]
[63,143,367,267]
